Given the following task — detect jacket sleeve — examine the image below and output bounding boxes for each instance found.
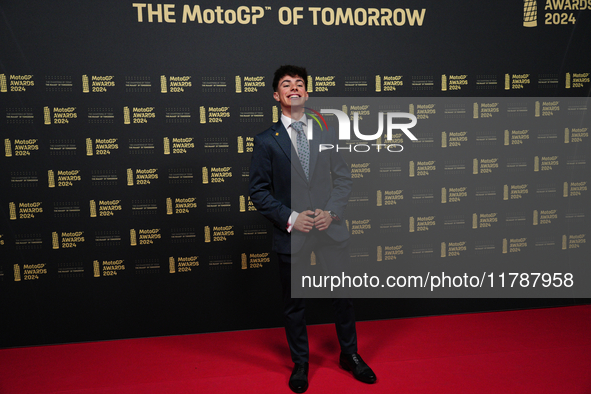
[249,134,292,231]
[323,129,352,219]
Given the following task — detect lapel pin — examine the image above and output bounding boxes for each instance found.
[276,132,279,136]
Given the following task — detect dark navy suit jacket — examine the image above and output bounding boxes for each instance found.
[249,120,352,255]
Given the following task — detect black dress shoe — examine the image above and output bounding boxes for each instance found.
[339,353,377,384]
[289,362,309,393]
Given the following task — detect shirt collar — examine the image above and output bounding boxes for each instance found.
[281,113,308,133]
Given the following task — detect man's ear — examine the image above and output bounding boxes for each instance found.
[273,91,280,102]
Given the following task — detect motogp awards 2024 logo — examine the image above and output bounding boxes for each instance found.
[524,0,590,27]
[523,0,538,27]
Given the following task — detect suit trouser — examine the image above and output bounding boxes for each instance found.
[277,231,358,364]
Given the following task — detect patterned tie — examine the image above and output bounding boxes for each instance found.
[292,121,309,180]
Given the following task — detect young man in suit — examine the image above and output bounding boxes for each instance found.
[249,65,376,393]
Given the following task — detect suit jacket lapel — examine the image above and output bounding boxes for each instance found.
[272,120,308,183]
[308,122,319,182]
[272,121,291,161]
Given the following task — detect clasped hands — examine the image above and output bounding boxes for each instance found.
[293,209,332,233]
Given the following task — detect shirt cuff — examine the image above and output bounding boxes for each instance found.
[287,211,299,233]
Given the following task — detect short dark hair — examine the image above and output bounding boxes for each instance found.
[272,65,308,92]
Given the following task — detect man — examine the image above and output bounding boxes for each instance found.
[249,65,376,393]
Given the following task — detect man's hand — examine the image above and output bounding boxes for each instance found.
[313,209,332,231]
[293,210,315,233]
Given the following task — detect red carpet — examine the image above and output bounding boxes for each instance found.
[1,305,590,394]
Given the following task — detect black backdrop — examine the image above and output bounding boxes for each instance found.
[1,1,590,347]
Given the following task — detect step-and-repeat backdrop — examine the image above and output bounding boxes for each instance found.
[1,1,589,346]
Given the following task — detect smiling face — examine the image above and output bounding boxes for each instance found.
[273,74,308,117]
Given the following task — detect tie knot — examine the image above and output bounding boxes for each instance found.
[291,121,305,133]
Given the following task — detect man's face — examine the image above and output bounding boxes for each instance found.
[273,75,308,111]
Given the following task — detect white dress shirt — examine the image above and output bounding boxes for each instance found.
[281,113,309,233]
